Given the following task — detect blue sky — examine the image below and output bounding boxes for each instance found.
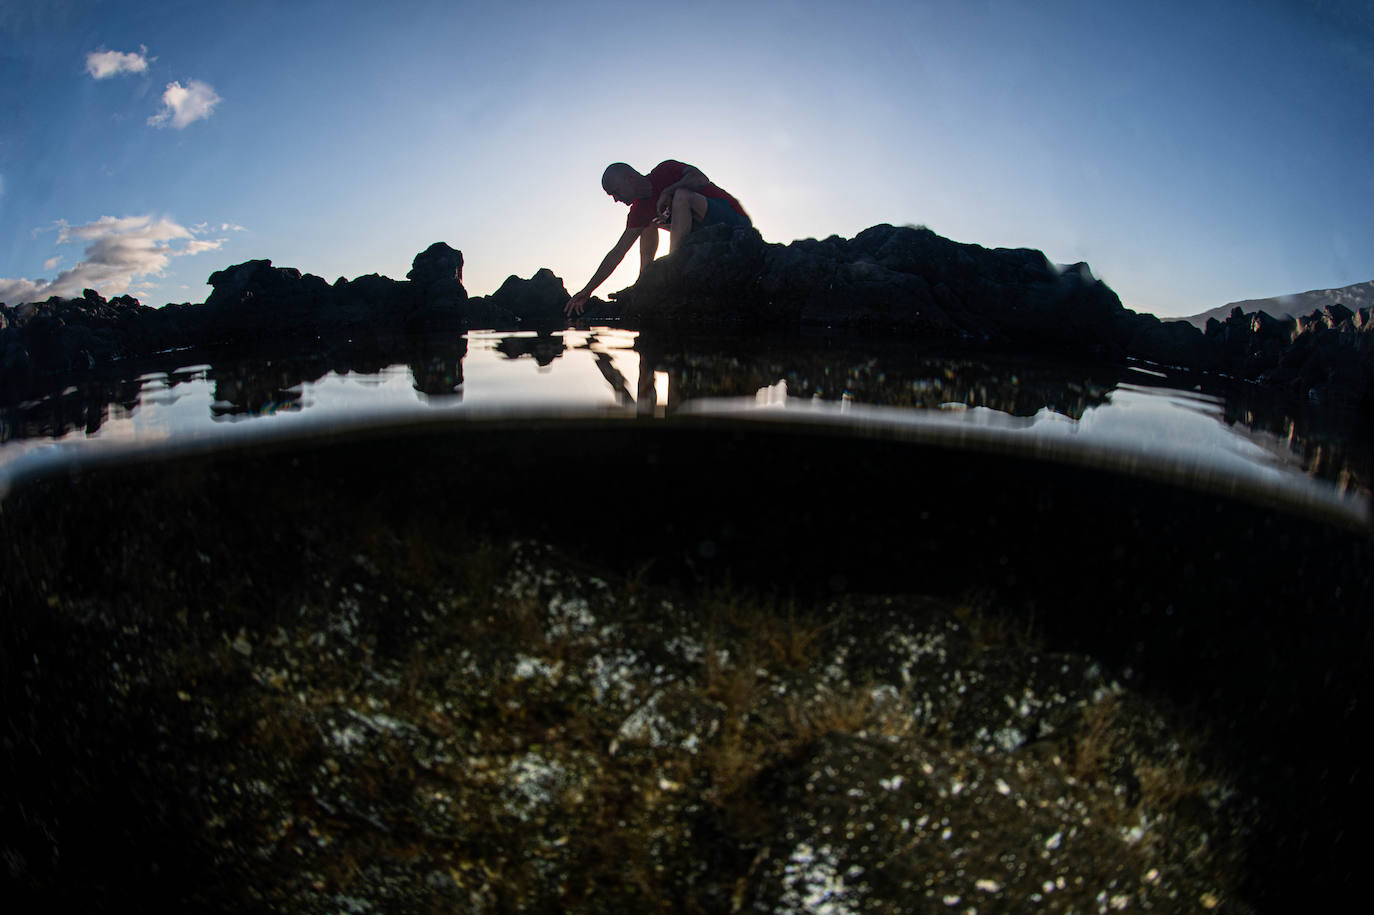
[1,0,1371,317]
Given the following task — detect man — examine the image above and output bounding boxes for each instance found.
[564,160,751,317]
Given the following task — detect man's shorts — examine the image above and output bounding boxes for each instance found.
[693,196,752,231]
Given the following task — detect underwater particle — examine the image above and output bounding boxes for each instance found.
[992,727,1025,751]
[512,654,562,681]
[1200,892,1219,908]
[231,629,252,656]
[780,842,863,915]
[503,752,569,822]
[975,879,1002,893]
[1045,831,1063,850]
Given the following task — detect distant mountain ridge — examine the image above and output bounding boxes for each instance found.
[1182,280,1374,328]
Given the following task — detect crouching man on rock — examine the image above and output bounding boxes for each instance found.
[564,160,751,317]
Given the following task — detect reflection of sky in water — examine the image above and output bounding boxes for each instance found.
[0,329,1365,525]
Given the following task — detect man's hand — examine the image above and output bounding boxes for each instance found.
[564,291,591,317]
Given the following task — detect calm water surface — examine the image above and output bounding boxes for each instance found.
[1,328,1368,525]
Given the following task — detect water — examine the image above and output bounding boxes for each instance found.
[4,327,1373,908]
[2,328,1368,527]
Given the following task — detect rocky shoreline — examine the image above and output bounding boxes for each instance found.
[3,226,1373,411]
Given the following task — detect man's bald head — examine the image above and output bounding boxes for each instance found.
[601,162,638,192]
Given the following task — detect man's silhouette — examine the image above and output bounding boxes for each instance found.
[564,160,751,316]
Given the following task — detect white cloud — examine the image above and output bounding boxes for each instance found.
[44,256,62,271]
[0,214,227,304]
[0,277,48,305]
[85,46,150,79]
[148,79,221,129]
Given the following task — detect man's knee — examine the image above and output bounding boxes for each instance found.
[672,187,708,219]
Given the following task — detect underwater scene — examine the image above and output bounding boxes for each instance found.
[3,328,1371,912]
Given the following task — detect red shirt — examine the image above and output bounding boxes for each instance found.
[625,160,748,229]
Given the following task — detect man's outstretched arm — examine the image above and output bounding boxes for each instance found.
[566,226,641,316]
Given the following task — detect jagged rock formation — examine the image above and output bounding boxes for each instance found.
[1183,280,1374,328]
[606,223,1374,409]
[3,226,1373,409]
[1201,303,1374,407]
[621,224,1127,353]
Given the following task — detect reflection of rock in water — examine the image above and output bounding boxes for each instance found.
[1219,380,1374,494]
[407,336,468,397]
[1,326,1368,493]
[0,375,141,440]
[3,422,1370,911]
[496,332,565,367]
[210,357,314,417]
[642,331,1117,418]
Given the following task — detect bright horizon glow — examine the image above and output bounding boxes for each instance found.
[2,0,1371,317]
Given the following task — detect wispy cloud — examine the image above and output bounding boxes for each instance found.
[148,80,221,129]
[85,45,151,79]
[0,215,228,305]
[193,221,247,234]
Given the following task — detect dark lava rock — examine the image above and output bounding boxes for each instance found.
[475,267,571,326]
[0,288,152,393]
[0,244,480,400]
[406,241,464,289]
[5,227,1374,409]
[615,223,1374,407]
[405,242,469,331]
[625,224,1131,357]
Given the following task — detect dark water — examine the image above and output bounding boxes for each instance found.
[3,328,1372,908]
[2,328,1370,525]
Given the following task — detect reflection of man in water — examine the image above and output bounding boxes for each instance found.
[564,160,751,317]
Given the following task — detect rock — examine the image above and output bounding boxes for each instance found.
[3,230,1372,409]
[478,268,570,325]
[1119,312,1214,369]
[205,260,304,310]
[624,223,1129,353]
[406,242,464,287]
[628,224,772,324]
[405,243,469,328]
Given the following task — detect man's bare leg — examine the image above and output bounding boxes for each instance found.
[669,188,709,253]
[638,225,659,272]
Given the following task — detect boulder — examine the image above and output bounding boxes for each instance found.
[624,223,1126,353]
[480,268,570,325]
[406,242,464,288]
[406,242,469,325]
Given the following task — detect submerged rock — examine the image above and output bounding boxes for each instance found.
[1,518,1253,912]
[3,417,1370,909]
